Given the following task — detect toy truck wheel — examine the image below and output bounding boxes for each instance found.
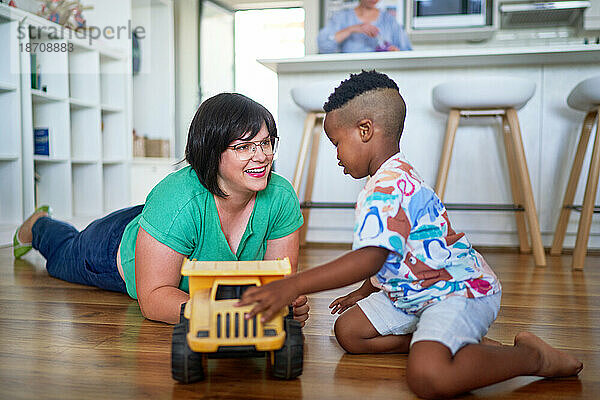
[172,307,205,383]
[272,317,303,379]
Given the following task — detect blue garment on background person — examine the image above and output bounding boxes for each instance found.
[318,8,412,53]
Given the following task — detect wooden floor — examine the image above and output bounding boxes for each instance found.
[1,245,598,399]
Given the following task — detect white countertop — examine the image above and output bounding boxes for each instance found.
[259,45,600,73]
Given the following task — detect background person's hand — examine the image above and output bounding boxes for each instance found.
[354,23,379,38]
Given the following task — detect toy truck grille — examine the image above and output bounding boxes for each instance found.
[215,311,259,339]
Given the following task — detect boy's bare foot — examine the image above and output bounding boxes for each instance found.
[17,210,48,244]
[515,331,583,377]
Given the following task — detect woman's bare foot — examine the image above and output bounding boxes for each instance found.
[481,336,503,347]
[515,331,583,377]
[17,210,48,244]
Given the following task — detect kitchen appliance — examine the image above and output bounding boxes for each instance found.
[411,0,492,29]
[499,1,591,28]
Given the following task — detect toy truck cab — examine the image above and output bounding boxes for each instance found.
[171,258,303,383]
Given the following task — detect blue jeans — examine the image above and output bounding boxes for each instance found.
[32,205,144,293]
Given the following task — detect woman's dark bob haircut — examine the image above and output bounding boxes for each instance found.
[185,92,277,197]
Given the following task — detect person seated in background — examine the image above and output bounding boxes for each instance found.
[318,0,412,53]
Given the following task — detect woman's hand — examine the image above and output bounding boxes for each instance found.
[292,295,309,326]
[237,278,299,323]
[329,279,378,314]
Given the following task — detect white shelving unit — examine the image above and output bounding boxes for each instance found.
[0,3,131,243]
[0,14,23,244]
[0,0,177,244]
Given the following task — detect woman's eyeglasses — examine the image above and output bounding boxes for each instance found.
[227,137,279,161]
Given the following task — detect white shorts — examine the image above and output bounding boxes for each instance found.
[357,290,501,355]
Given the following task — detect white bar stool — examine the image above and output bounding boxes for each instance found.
[290,81,336,245]
[551,75,600,270]
[433,76,546,267]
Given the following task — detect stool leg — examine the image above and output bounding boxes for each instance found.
[506,108,546,267]
[299,117,323,246]
[293,112,318,194]
[502,115,531,253]
[550,111,597,256]
[572,108,600,270]
[435,109,460,201]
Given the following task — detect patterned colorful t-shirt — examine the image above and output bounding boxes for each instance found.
[353,152,501,314]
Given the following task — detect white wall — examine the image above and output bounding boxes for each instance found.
[303,0,319,54]
[174,0,201,158]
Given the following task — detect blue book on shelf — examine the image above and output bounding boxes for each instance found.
[34,128,50,156]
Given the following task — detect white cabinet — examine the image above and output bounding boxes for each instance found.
[130,158,180,205]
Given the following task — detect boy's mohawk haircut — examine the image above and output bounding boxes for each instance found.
[323,70,399,112]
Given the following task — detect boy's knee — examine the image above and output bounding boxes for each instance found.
[407,356,451,399]
[334,315,363,354]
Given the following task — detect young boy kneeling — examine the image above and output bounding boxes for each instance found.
[238,70,582,399]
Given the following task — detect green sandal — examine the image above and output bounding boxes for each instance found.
[13,205,52,259]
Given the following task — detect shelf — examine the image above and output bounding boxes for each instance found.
[72,163,103,216]
[0,18,18,97]
[101,104,123,113]
[102,111,127,160]
[71,107,101,161]
[34,161,72,218]
[0,160,22,227]
[100,55,126,109]
[33,156,69,163]
[102,159,128,164]
[71,159,100,164]
[0,154,19,161]
[70,98,99,109]
[31,90,67,104]
[99,50,126,62]
[0,89,19,155]
[69,48,100,103]
[103,163,129,213]
[32,101,71,159]
[0,82,17,92]
[133,157,179,165]
[29,39,70,98]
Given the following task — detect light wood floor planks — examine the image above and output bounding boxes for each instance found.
[1,245,598,399]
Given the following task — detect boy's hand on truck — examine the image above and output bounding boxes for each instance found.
[236,278,299,323]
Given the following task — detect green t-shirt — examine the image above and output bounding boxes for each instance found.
[119,166,303,299]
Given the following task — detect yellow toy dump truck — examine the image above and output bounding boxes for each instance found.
[171,258,303,383]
